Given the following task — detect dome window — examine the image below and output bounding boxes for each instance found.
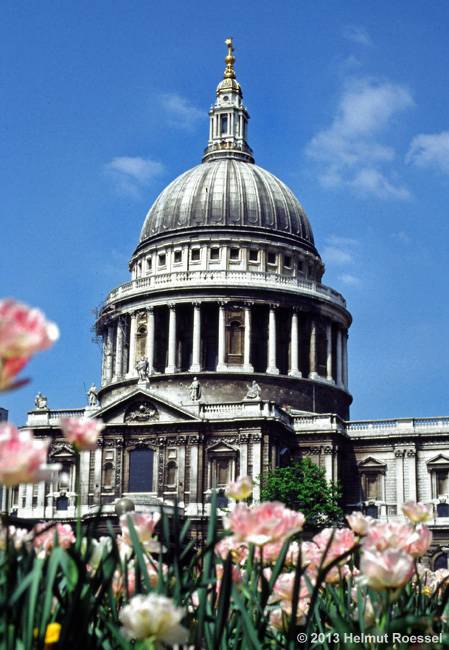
[284,255,292,269]
[220,114,228,135]
[267,252,277,266]
[191,248,201,262]
[147,257,152,272]
[210,247,220,261]
[174,250,182,264]
[229,247,240,261]
[158,253,166,267]
[249,249,259,262]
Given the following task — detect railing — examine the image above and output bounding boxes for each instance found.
[104,270,346,308]
[27,408,86,426]
[347,417,449,435]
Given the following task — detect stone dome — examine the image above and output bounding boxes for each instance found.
[140,158,316,249]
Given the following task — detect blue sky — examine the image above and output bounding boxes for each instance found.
[2,1,449,423]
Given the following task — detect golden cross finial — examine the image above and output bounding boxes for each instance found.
[224,37,236,79]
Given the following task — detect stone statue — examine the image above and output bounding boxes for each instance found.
[190,377,201,402]
[87,384,98,406]
[34,392,48,410]
[135,356,149,382]
[245,380,261,400]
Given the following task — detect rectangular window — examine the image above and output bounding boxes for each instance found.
[267,252,277,265]
[362,473,382,500]
[128,448,154,492]
[249,249,259,262]
[220,114,228,135]
[174,250,182,264]
[210,247,220,261]
[229,247,240,260]
[284,255,292,268]
[147,258,152,271]
[436,470,449,496]
[191,248,200,261]
[158,253,166,267]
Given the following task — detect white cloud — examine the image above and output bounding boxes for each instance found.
[343,25,372,47]
[391,230,411,244]
[326,234,359,247]
[160,93,203,130]
[338,273,361,286]
[322,245,353,266]
[406,131,449,175]
[306,78,413,200]
[104,156,164,198]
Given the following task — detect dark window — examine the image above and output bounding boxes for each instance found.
[56,495,69,511]
[220,114,228,134]
[136,325,147,358]
[436,471,449,496]
[284,255,292,268]
[166,461,177,487]
[128,448,154,492]
[174,250,182,263]
[216,459,230,487]
[191,249,200,261]
[249,249,258,262]
[361,472,382,501]
[158,253,166,267]
[267,252,276,265]
[229,248,239,260]
[435,553,448,569]
[365,504,378,518]
[147,257,152,271]
[210,248,220,260]
[437,502,449,517]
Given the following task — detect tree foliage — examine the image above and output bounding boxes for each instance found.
[259,458,343,527]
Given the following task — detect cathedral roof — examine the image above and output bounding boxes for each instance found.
[139,38,315,250]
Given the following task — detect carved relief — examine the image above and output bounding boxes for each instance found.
[125,401,159,423]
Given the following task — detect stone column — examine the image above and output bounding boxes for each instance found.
[165,304,177,373]
[37,481,46,516]
[342,332,349,390]
[104,324,114,384]
[217,302,226,371]
[308,319,318,379]
[395,449,405,513]
[190,302,202,372]
[266,306,279,374]
[145,307,155,374]
[127,312,138,377]
[79,450,90,507]
[25,484,33,511]
[252,436,262,501]
[94,448,102,505]
[289,309,301,377]
[323,447,334,482]
[326,322,333,382]
[407,448,417,502]
[336,328,343,388]
[243,303,254,372]
[114,318,124,379]
[189,440,199,515]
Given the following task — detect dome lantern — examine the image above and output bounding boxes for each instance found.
[203,37,254,164]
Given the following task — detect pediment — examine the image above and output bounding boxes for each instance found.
[427,454,449,467]
[95,388,199,425]
[358,456,387,469]
[49,442,75,459]
[207,440,239,454]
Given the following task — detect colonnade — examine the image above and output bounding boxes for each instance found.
[101,302,349,389]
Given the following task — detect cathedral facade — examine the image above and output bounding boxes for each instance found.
[7,40,449,567]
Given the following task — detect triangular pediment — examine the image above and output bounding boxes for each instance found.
[49,442,75,459]
[207,440,238,453]
[94,388,200,425]
[427,454,449,466]
[358,456,386,468]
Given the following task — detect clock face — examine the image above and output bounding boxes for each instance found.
[223,95,229,102]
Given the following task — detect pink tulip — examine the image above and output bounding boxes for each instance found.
[120,512,161,552]
[312,527,357,567]
[61,417,104,451]
[0,424,49,486]
[404,523,432,557]
[402,501,432,524]
[346,511,375,536]
[225,476,253,501]
[0,299,59,391]
[361,547,415,590]
[215,536,249,565]
[362,520,423,554]
[224,502,305,546]
[33,523,76,556]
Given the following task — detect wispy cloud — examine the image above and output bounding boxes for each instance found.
[104,156,164,198]
[391,230,411,244]
[322,245,354,266]
[306,78,413,200]
[160,92,203,130]
[406,131,449,175]
[343,25,372,47]
[338,273,361,286]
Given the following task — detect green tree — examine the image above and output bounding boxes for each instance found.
[259,458,343,528]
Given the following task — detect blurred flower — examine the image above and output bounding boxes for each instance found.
[225,476,253,501]
[215,536,248,565]
[360,548,415,590]
[269,572,311,628]
[112,558,167,597]
[85,536,112,572]
[0,299,59,391]
[312,528,357,568]
[402,501,432,524]
[346,511,375,536]
[404,523,432,557]
[224,502,304,546]
[0,524,30,551]
[362,519,430,557]
[119,593,189,645]
[120,511,161,553]
[0,424,49,486]
[33,523,76,557]
[61,417,104,451]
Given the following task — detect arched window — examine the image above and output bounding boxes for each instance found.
[128,448,154,492]
[166,461,177,487]
[225,311,244,365]
[103,462,114,489]
[434,553,448,570]
[136,326,147,358]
